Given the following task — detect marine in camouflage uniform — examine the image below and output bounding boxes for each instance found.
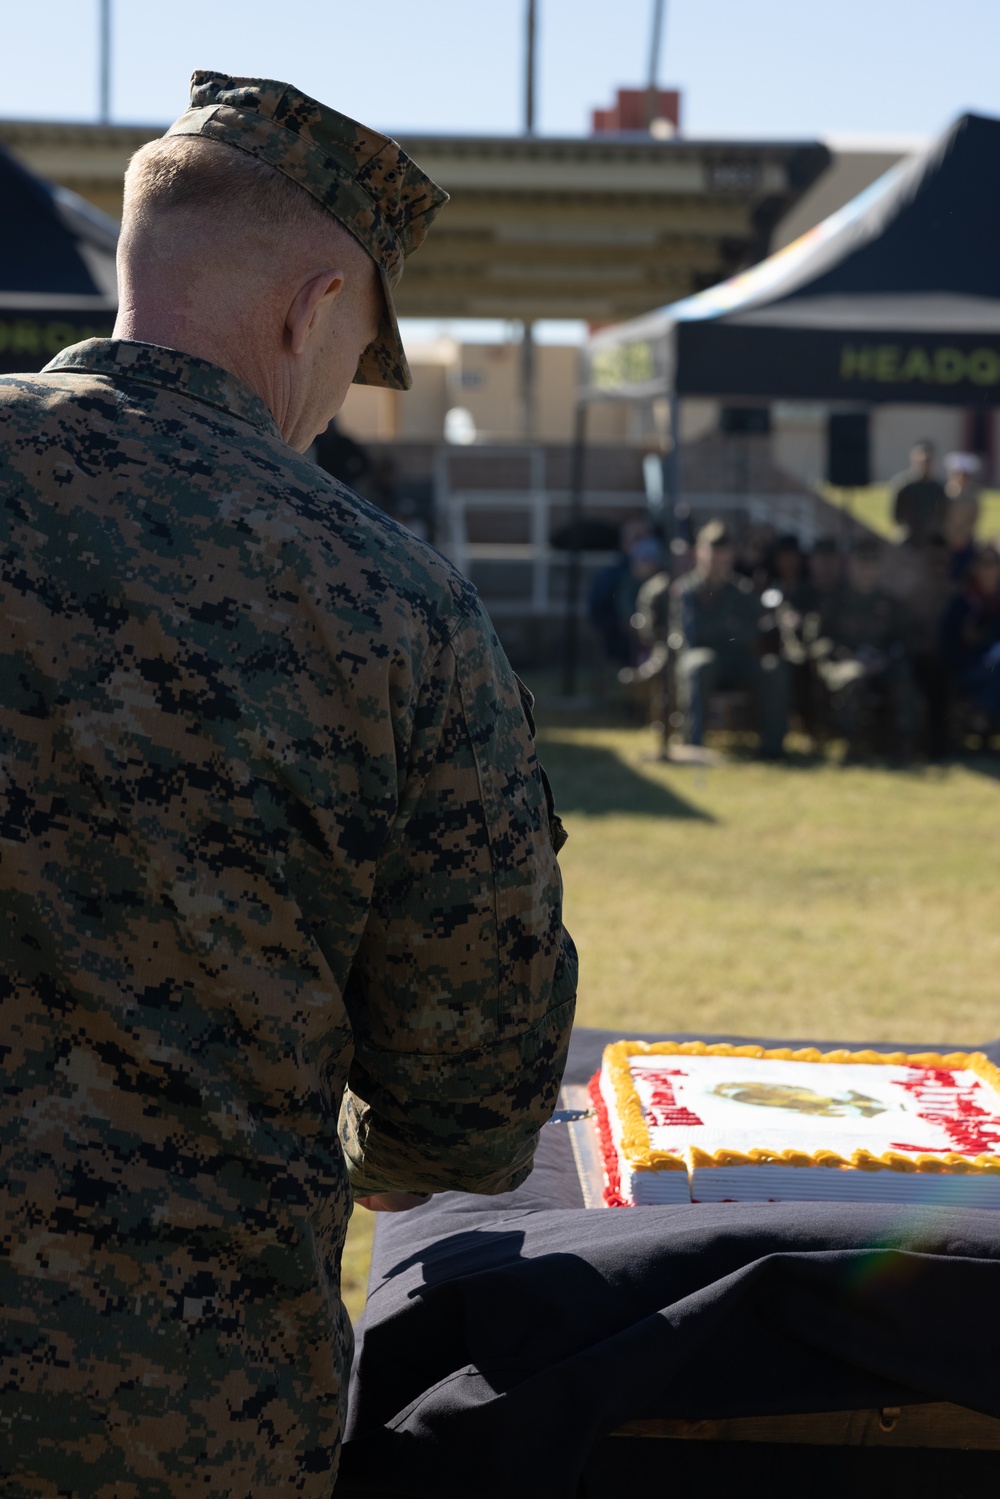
[0,75,576,1497]
[670,523,788,756]
[815,541,916,755]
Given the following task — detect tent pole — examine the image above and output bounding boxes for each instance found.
[563,398,589,698]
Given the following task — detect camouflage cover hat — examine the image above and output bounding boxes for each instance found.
[164,71,449,391]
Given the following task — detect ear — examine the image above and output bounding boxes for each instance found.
[285,269,345,356]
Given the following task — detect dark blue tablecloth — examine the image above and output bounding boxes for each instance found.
[339,1029,1000,1499]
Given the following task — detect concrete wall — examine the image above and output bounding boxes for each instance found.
[771,401,969,488]
[870,405,966,481]
[338,340,630,447]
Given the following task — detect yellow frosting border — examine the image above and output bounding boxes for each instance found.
[604,1039,1000,1176]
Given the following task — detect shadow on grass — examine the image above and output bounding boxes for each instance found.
[961,751,1000,785]
[538,738,714,820]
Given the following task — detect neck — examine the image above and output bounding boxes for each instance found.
[113,296,299,442]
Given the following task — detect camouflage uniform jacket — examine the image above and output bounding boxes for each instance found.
[0,339,577,1496]
[818,587,909,655]
[669,570,761,655]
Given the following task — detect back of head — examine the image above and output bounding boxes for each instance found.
[119,135,371,311]
[910,440,934,476]
[114,73,449,444]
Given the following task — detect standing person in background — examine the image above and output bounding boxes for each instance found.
[942,542,1000,731]
[671,521,788,758]
[890,440,948,547]
[0,72,576,1496]
[903,536,956,760]
[943,451,982,579]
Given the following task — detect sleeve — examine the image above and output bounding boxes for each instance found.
[338,604,578,1197]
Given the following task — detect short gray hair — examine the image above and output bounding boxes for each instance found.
[123,134,347,247]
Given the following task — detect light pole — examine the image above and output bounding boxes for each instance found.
[524,0,536,136]
[521,0,537,440]
[646,0,666,128]
[98,0,112,124]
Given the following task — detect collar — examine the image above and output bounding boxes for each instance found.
[44,339,283,441]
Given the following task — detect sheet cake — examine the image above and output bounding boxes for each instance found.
[590,1040,1000,1208]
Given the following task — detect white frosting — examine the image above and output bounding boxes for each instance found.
[629,1054,1000,1162]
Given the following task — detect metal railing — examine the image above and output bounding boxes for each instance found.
[433,445,643,616]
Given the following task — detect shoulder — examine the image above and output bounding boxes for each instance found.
[1,369,479,656]
[279,447,477,636]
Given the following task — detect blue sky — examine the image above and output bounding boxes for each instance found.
[2,0,999,140]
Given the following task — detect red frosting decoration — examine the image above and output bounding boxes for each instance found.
[587,1071,630,1207]
[640,1067,705,1130]
[891,1068,1000,1156]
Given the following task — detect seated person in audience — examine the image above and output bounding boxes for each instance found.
[805,536,843,602]
[890,440,948,547]
[768,533,810,606]
[623,537,666,668]
[943,451,982,580]
[670,521,788,758]
[765,534,813,734]
[815,538,916,759]
[787,537,842,744]
[587,518,653,667]
[735,521,777,592]
[941,541,1000,730]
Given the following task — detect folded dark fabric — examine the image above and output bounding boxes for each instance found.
[341,1028,1000,1499]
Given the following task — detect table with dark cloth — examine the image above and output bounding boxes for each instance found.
[338,1029,1000,1499]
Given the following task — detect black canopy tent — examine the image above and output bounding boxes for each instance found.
[561,112,1000,689]
[581,111,1000,410]
[0,141,117,376]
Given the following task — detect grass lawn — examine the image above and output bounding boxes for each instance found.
[341,725,1000,1320]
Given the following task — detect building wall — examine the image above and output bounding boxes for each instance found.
[870,405,966,481]
[338,340,630,447]
[771,401,967,488]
